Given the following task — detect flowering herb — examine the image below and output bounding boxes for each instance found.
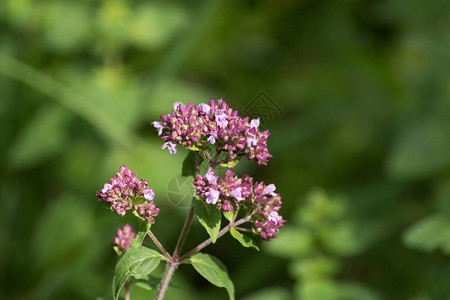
[96,99,285,300]
[112,224,137,255]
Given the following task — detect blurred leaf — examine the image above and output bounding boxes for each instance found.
[41,1,91,52]
[242,287,292,300]
[129,3,188,49]
[387,119,450,179]
[229,228,259,251]
[320,222,365,256]
[5,0,40,29]
[301,189,344,226]
[298,280,339,300]
[192,196,221,243]
[31,196,94,270]
[434,179,450,217]
[189,252,235,300]
[0,53,140,149]
[112,246,163,300]
[96,0,131,45]
[265,227,313,258]
[289,256,339,280]
[9,104,70,168]
[338,283,381,300]
[403,214,450,254]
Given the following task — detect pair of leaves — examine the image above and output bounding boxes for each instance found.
[189,252,235,300]
[194,197,259,250]
[112,246,164,300]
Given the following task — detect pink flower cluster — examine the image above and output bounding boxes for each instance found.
[252,182,285,240]
[96,165,159,223]
[193,169,285,240]
[153,99,272,165]
[112,224,136,255]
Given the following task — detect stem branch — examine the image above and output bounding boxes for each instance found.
[147,230,171,260]
[179,216,250,262]
[154,201,196,299]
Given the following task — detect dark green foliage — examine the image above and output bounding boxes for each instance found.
[1,0,450,299]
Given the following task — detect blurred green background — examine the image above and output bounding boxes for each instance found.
[1,0,450,299]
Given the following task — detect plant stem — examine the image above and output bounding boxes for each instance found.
[147,230,172,260]
[200,146,212,164]
[125,281,130,300]
[179,216,250,262]
[154,204,195,300]
[234,226,252,232]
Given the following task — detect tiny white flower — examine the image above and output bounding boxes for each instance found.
[262,184,276,196]
[102,183,113,193]
[205,189,220,205]
[230,187,244,201]
[250,118,260,129]
[198,103,211,115]
[162,141,177,154]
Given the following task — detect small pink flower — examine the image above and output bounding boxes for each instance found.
[205,189,220,205]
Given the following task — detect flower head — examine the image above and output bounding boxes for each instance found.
[153,99,272,165]
[96,165,159,223]
[112,224,136,255]
[193,169,285,240]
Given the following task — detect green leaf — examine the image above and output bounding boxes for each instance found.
[112,247,163,300]
[130,222,152,248]
[219,157,241,168]
[403,214,450,254]
[190,253,235,300]
[193,196,221,243]
[229,228,259,251]
[224,211,234,222]
[188,144,202,151]
[182,151,202,177]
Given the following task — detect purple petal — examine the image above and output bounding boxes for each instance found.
[262,184,276,195]
[205,189,220,205]
[143,189,155,201]
[173,101,185,110]
[198,103,211,114]
[152,121,166,136]
[205,168,218,184]
[250,118,260,129]
[162,142,177,154]
[230,187,244,201]
[102,183,113,193]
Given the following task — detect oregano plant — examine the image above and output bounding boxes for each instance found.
[96,99,286,300]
